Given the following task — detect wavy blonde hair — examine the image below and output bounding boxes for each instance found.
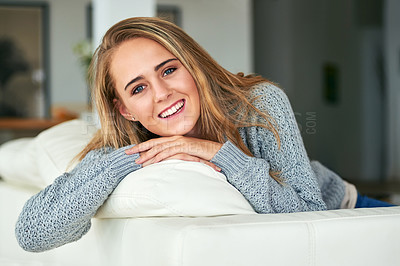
[78,17,281,180]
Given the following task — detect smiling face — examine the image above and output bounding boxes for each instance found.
[111,38,201,137]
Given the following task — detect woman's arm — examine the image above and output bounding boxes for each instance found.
[211,141,326,213]
[15,146,140,252]
[211,83,327,213]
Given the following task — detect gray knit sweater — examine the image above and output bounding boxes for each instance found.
[15,82,345,252]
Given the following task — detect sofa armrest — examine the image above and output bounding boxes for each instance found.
[94,207,400,266]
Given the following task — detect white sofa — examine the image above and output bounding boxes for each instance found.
[1,119,400,266]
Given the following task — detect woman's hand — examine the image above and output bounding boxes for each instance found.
[125,136,223,171]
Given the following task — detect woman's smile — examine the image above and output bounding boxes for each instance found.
[158,99,185,119]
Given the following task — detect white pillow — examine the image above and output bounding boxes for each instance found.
[0,138,42,187]
[34,119,97,186]
[0,119,97,188]
[95,159,255,218]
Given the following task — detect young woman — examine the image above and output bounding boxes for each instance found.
[15,17,393,253]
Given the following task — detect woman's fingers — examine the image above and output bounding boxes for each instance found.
[135,137,222,165]
[125,136,180,155]
[199,160,222,172]
[128,136,223,172]
[136,142,187,165]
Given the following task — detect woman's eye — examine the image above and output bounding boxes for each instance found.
[132,85,145,95]
[163,67,176,77]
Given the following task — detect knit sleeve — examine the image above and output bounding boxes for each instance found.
[211,83,327,213]
[15,146,140,252]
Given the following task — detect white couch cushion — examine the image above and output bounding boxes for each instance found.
[34,119,98,186]
[0,119,97,188]
[96,159,255,218]
[0,138,42,187]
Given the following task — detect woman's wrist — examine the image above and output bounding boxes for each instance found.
[211,140,254,177]
[107,146,141,180]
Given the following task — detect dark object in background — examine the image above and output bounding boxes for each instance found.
[323,63,340,105]
[0,37,30,117]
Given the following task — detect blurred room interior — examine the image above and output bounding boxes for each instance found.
[0,0,399,200]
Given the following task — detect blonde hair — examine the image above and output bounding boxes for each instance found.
[78,17,281,180]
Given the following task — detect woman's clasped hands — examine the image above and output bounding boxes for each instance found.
[125,136,223,172]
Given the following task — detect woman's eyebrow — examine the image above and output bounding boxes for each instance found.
[124,58,178,91]
[124,76,143,91]
[154,58,178,71]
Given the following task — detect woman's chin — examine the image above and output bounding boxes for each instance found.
[151,125,198,138]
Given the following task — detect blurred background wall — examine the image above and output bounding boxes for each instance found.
[254,0,399,184]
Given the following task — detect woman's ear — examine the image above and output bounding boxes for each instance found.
[113,98,131,120]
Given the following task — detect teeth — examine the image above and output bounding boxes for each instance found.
[160,100,184,118]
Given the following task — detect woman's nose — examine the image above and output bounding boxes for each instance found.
[152,82,172,102]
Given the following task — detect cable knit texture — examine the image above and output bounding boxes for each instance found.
[211,83,345,213]
[15,146,140,252]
